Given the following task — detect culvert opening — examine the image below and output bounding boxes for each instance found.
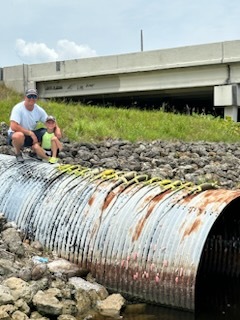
[195,197,240,317]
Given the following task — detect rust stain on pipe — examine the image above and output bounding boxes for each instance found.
[0,154,240,312]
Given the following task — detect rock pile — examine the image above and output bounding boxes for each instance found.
[1,121,240,190]
[0,213,127,320]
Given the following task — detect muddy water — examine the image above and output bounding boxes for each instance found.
[102,276,240,320]
[122,303,240,320]
[121,299,240,320]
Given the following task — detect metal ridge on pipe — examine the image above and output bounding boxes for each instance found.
[0,153,240,311]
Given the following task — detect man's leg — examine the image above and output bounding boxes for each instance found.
[29,128,49,160]
[11,132,25,155]
[32,143,49,161]
[11,132,25,162]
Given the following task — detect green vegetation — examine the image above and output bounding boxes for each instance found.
[1,84,240,143]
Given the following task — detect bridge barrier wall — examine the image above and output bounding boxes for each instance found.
[3,40,240,95]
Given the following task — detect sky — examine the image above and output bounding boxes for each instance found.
[1,0,240,67]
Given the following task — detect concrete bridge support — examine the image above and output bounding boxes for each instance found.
[214,84,240,122]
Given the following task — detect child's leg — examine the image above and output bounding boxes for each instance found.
[51,137,59,158]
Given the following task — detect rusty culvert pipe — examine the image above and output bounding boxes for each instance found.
[0,154,240,312]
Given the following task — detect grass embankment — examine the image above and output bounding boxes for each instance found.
[1,84,240,143]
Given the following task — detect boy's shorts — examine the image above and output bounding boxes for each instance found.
[44,149,60,157]
[7,128,47,147]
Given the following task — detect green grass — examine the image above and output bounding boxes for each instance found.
[1,84,240,143]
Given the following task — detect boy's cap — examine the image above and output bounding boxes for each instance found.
[46,115,56,122]
[25,88,38,96]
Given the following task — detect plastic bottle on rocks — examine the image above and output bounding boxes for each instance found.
[32,256,49,264]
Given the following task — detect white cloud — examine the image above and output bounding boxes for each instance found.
[56,40,97,60]
[15,39,58,64]
[15,39,97,64]
[1,0,239,67]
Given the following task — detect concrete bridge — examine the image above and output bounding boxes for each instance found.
[2,40,240,121]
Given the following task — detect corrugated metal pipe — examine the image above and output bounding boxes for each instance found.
[0,154,240,312]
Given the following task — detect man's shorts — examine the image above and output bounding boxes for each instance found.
[7,128,47,147]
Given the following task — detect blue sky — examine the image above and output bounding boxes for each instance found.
[1,0,239,67]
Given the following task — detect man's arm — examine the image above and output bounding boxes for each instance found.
[10,121,38,144]
[10,120,31,136]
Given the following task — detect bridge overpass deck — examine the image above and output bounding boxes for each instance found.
[2,40,240,120]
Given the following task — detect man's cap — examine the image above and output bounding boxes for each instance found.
[46,115,56,122]
[25,88,38,96]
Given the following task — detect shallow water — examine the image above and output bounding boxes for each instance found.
[102,276,240,320]
[121,301,240,320]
